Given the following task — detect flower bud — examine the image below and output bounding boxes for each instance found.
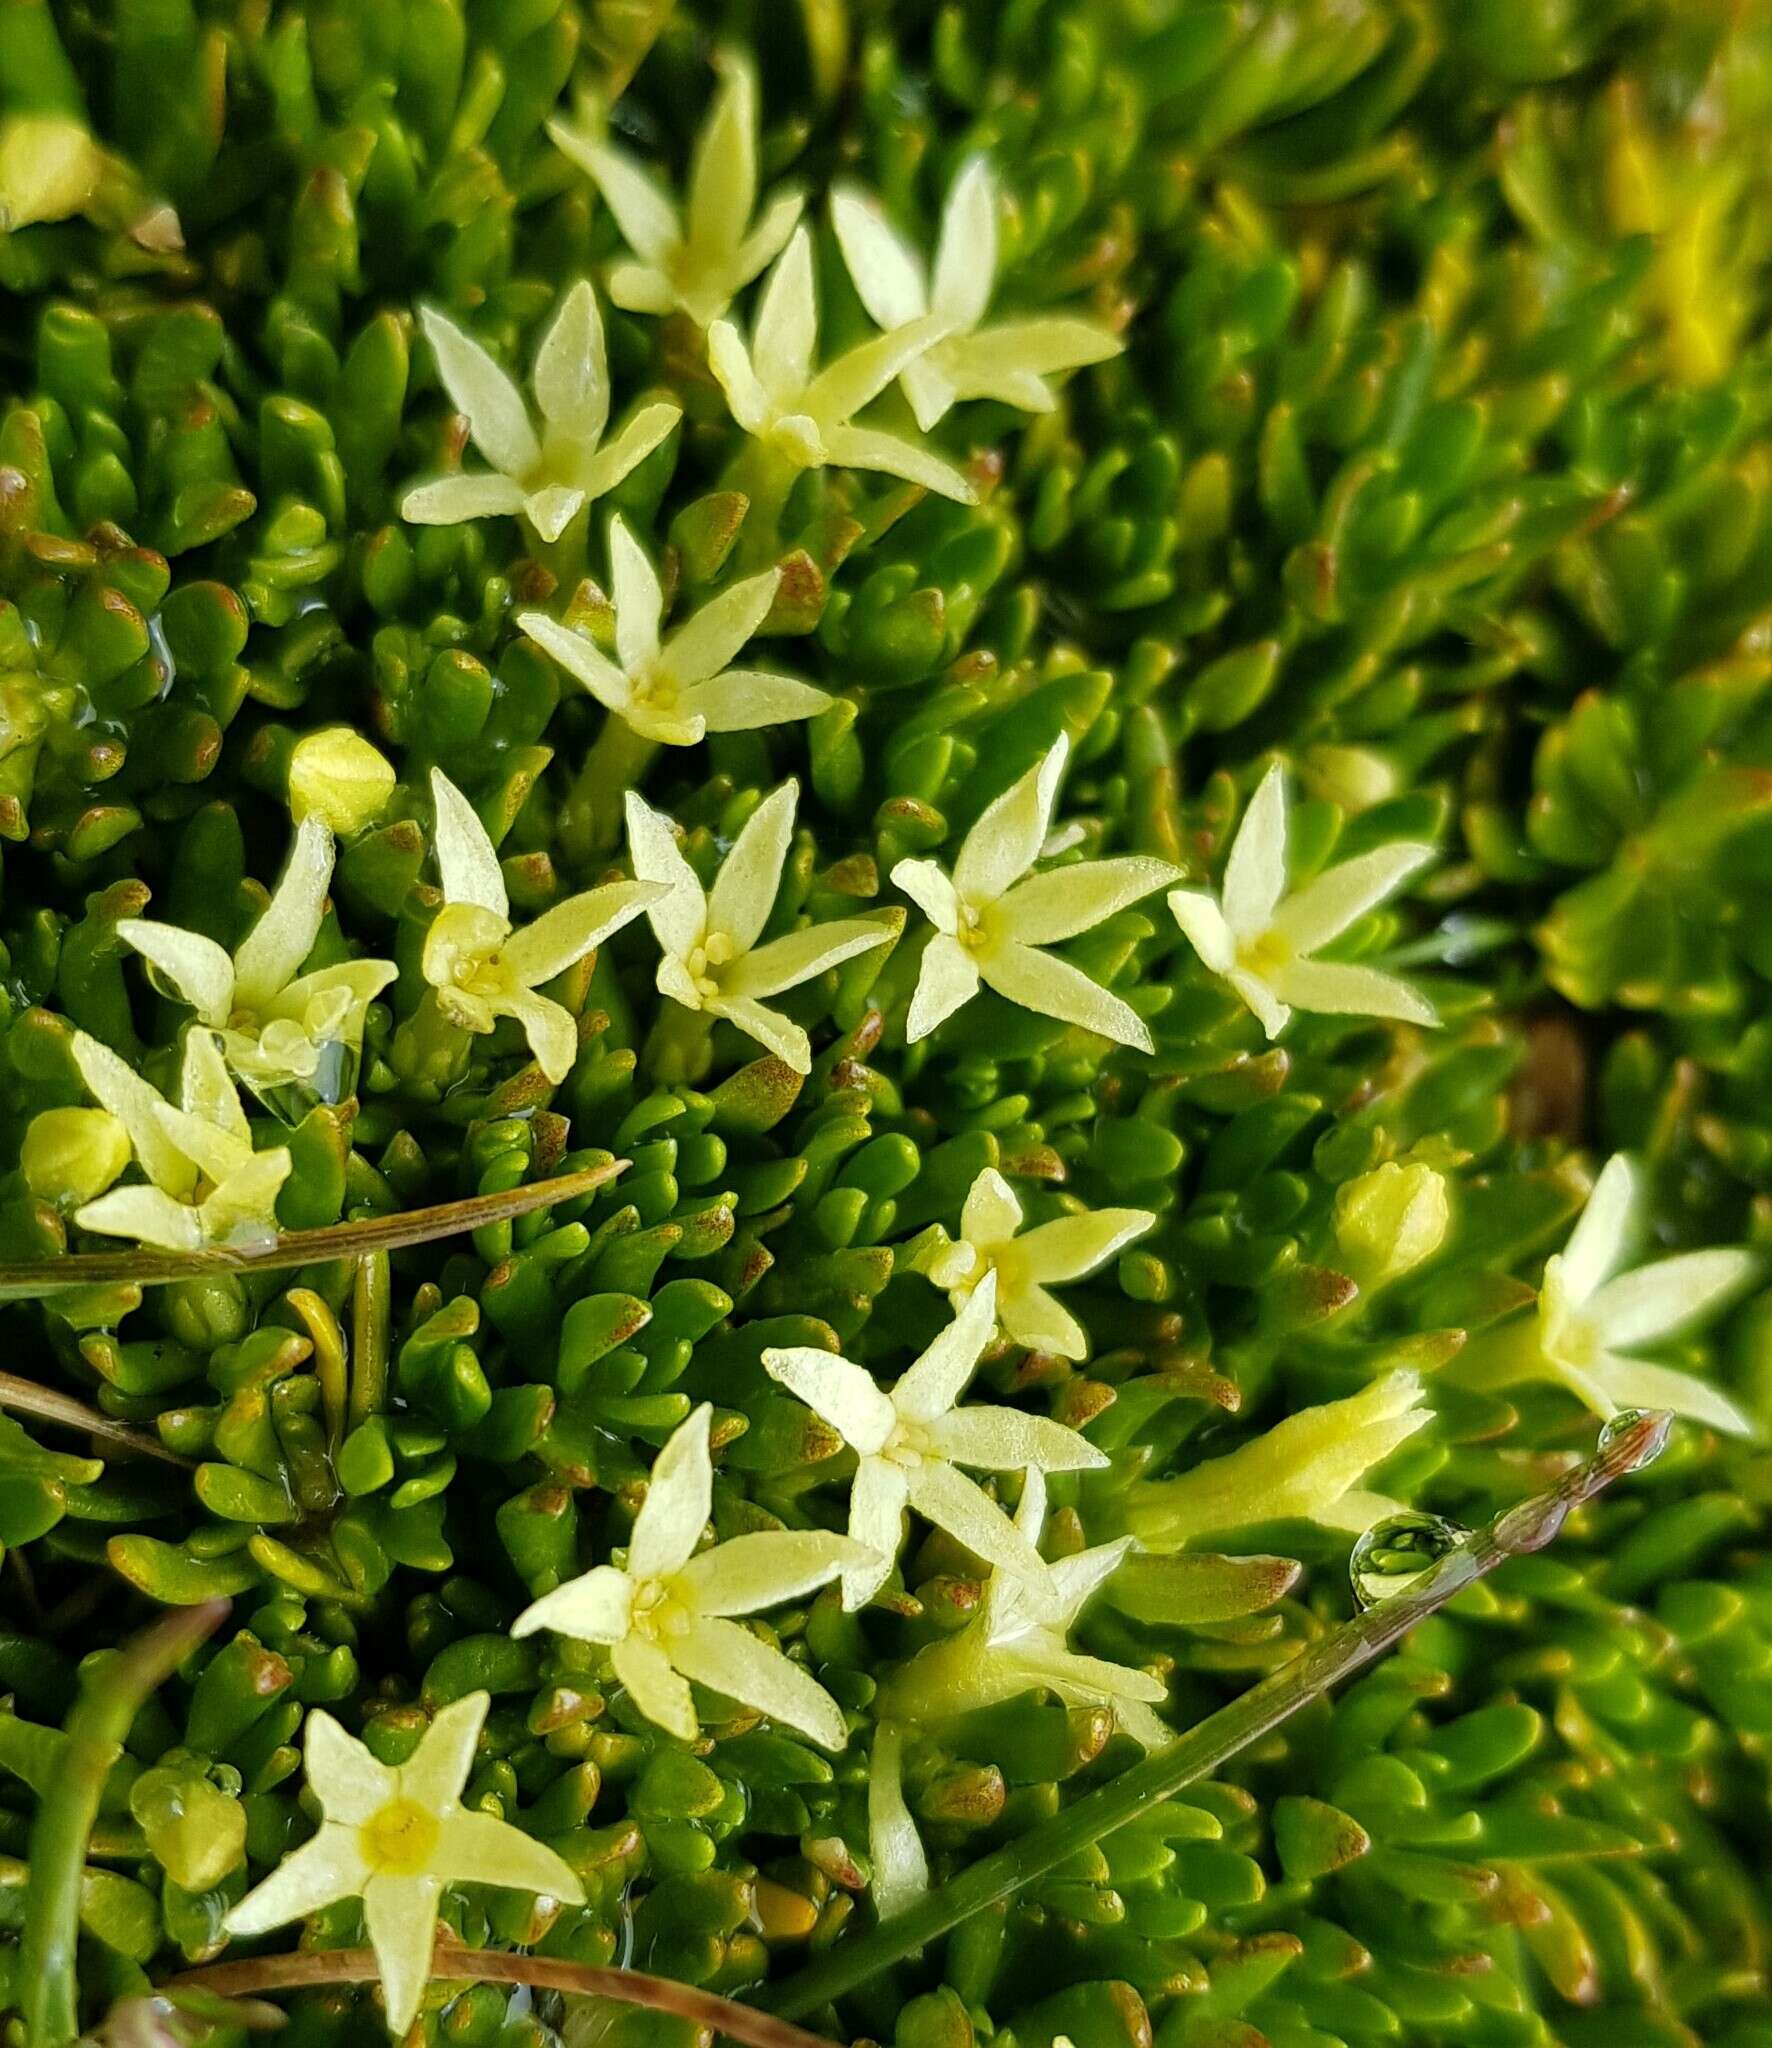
[289,727,396,835]
[21,1107,130,1207]
[1334,1161,1450,1286]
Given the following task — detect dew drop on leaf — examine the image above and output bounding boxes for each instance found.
[1349,1512,1470,1611]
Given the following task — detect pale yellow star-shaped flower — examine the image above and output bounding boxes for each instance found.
[423,770,664,1085]
[832,156,1122,431]
[401,283,681,542]
[625,780,899,1075]
[517,515,829,746]
[1168,763,1437,1038]
[892,735,1178,1050]
[1495,1155,1756,1435]
[926,1166,1156,1361]
[763,1271,1107,1612]
[548,51,803,330]
[707,226,975,501]
[68,1028,291,1253]
[1120,1373,1430,1550]
[115,817,394,1109]
[513,1405,870,1750]
[223,1690,583,2038]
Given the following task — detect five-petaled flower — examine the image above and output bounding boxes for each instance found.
[223,1691,583,2038]
[68,1028,291,1252]
[518,515,828,746]
[549,51,802,330]
[1168,763,1436,1038]
[423,770,663,1084]
[832,156,1122,431]
[401,283,680,542]
[926,1167,1155,1361]
[1494,1154,1757,1436]
[626,780,899,1074]
[708,226,976,502]
[1121,1373,1431,1549]
[893,735,1178,1050]
[115,816,394,1110]
[513,1404,869,1749]
[763,1271,1107,1612]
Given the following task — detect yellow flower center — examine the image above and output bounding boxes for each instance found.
[1237,928,1293,981]
[630,1577,691,1639]
[955,900,993,955]
[632,666,682,711]
[685,930,738,1001]
[359,1797,440,1876]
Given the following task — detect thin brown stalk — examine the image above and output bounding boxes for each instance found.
[0,1371,193,1468]
[163,1943,834,2048]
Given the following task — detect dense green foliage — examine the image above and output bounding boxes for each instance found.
[1,4,1770,2048]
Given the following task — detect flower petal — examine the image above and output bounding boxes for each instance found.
[395,1692,487,1816]
[670,1615,848,1751]
[611,1633,698,1742]
[224,1826,366,1938]
[625,793,707,960]
[753,226,819,397]
[1559,1154,1641,1306]
[763,1343,896,1454]
[201,1148,293,1245]
[607,514,663,676]
[364,1872,443,2038]
[430,769,508,920]
[433,1809,586,1903]
[830,185,929,332]
[708,780,797,952]
[628,1403,714,1581]
[1270,957,1436,1027]
[845,1457,908,1608]
[819,423,976,502]
[682,668,832,731]
[893,1270,997,1423]
[418,307,538,480]
[1222,764,1289,936]
[955,738,1069,907]
[706,993,811,1073]
[708,322,770,434]
[578,402,682,502]
[493,984,580,1085]
[304,1708,397,1824]
[75,1185,203,1252]
[511,1565,634,1645]
[1168,888,1235,974]
[905,932,980,1041]
[1049,1538,1136,1624]
[930,154,997,331]
[532,279,610,447]
[503,881,663,988]
[661,566,781,686]
[868,1726,928,1921]
[947,314,1120,381]
[687,51,759,260]
[1226,965,1292,1039]
[115,919,234,1026]
[804,312,950,430]
[1016,1207,1156,1284]
[982,939,1153,1052]
[1271,842,1436,954]
[1592,1355,1757,1438]
[725,915,895,1001]
[892,858,960,934]
[607,261,679,316]
[961,1167,1023,1248]
[998,855,1179,946]
[549,124,679,265]
[926,1403,1109,1474]
[179,1027,252,1150]
[731,191,806,296]
[676,1530,870,1617]
[401,472,529,524]
[996,1279,1089,1360]
[905,1460,1059,1611]
[1587,1249,1759,1349]
[519,609,632,714]
[233,816,334,1008]
[523,484,587,544]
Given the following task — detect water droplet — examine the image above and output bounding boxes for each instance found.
[1493,1493,1567,1555]
[1349,1512,1470,1610]
[1597,1407,1672,1471]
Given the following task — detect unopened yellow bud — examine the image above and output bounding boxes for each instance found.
[22,1107,131,1207]
[289,728,396,835]
[1334,1162,1449,1287]
[0,116,102,231]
